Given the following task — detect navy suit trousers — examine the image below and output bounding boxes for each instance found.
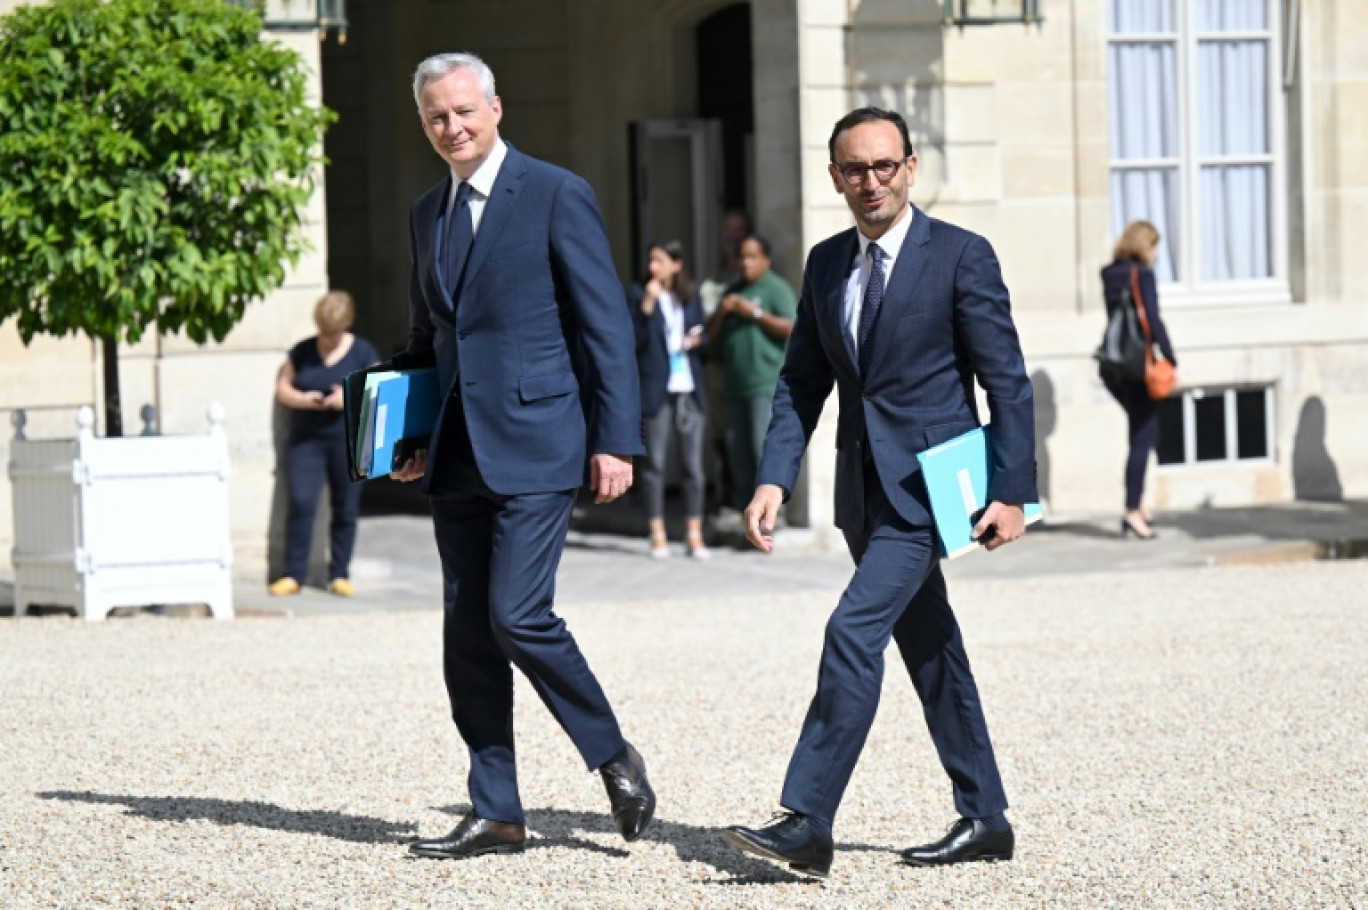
[428,399,625,824]
[779,459,1008,829]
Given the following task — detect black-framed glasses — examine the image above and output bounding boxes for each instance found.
[833,159,905,185]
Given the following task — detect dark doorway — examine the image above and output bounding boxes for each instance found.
[320,0,404,357]
[320,5,368,334]
[696,4,753,216]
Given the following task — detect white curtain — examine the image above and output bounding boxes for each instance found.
[1196,2,1272,280]
[1109,0,1173,33]
[1196,0,1267,31]
[1199,166,1270,280]
[1108,0,1179,281]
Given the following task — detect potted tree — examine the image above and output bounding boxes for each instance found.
[0,0,333,619]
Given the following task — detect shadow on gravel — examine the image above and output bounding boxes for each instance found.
[38,791,416,845]
[1030,520,1120,540]
[438,803,880,885]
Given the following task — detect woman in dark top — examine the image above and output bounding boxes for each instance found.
[631,240,709,560]
[270,290,379,595]
[1100,220,1178,540]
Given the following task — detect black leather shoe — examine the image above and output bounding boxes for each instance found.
[900,818,1014,866]
[409,812,526,860]
[599,741,656,841]
[724,811,834,878]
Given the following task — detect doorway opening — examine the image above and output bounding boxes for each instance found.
[697,3,754,218]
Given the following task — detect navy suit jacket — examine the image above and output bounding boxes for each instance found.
[756,207,1037,531]
[629,284,707,417]
[396,144,645,495]
[1100,260,1176,367]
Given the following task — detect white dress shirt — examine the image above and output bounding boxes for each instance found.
[447,138,508,235]
[657,290,696,394]
[843,204,917,351]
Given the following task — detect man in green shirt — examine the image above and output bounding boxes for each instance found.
[706,234,797,512]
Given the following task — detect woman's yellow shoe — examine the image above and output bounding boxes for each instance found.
[327,578,355,597]
[268,577,301,596]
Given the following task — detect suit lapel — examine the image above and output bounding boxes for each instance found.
[422,175,456,322]
[457,146,528,297]
[864,206,931,379]
[822,230,860,380]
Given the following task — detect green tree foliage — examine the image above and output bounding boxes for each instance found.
[0,0,334,433]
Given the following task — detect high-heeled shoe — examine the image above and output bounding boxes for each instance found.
[1120,517,1157,540]
[648,532,670,560]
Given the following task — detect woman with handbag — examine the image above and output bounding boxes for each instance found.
[1100,221,1178,540]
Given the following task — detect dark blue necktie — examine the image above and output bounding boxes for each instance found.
[857,243,886,374]
[444,180,474,301]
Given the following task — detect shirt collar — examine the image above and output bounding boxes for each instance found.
[856,204,915,263]
[450,138,508,200]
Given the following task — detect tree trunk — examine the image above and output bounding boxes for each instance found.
[102,335,123,437]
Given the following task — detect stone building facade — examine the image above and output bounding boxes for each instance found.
[2,0,1363,574]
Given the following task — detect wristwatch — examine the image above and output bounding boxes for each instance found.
[750,304,763,321]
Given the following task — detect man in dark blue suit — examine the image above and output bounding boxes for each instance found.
[390,52,655,860]
[724,108,1036,877]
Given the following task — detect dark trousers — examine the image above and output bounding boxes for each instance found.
[1102,371,1160,510]
[284,431,362,582]
[428,399,624,824]
[780,460,1007,830]
[641,393,706,521]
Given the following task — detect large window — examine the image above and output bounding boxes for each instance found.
[1107,0,1286,303]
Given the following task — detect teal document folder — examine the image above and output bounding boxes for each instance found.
[343,367,440,481]
[916,425,1044,559]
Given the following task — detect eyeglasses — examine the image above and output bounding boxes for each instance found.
[833,159,905,186]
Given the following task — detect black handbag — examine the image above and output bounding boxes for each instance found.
[1093,265,1148,381]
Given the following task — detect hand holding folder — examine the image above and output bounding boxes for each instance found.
[916,425,1043,559]
[343,365,441,481]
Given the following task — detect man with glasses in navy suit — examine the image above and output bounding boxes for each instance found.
[390,52,655,861]
[724,108,1037,877]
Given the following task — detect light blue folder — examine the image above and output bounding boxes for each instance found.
[361,368,440,480]
[916,425,1044,559]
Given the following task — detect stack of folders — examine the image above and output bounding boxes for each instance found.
[916,425,1044,559]
[343,367,441,481]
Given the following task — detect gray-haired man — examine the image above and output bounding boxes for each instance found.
[391,51,656,860]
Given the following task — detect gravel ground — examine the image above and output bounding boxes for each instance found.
[2,561,1366,909]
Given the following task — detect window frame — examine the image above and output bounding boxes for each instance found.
[1105,0,1289,307]
[1157,384,1277,469]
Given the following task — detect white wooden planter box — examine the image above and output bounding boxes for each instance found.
[8,405,233,621]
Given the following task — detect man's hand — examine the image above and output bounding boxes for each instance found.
[744,484,785,553]
[390,448,428,483]
[720,293,754,316]
[590,454,633,504]
[973,501,1025,552]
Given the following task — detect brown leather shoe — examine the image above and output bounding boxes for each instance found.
[408,812,526,860]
